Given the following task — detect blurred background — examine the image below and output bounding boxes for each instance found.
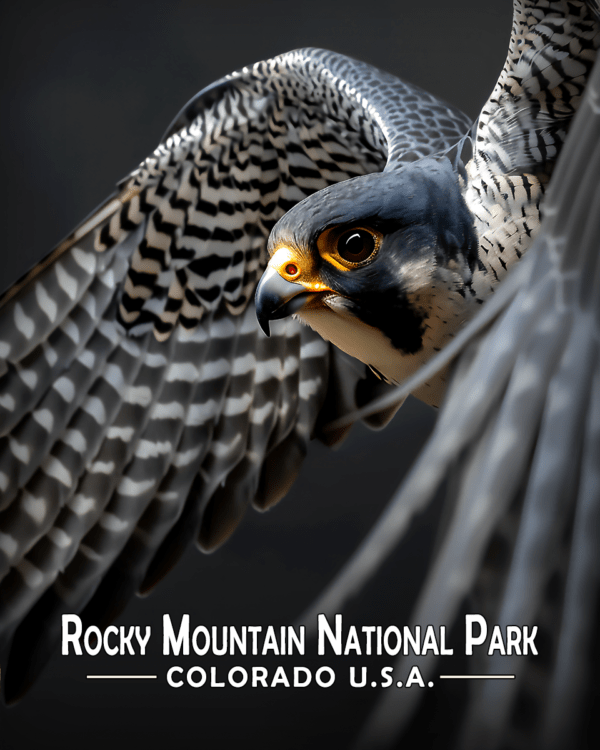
[0,1,512,748]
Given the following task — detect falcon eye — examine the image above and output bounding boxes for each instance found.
[337,229,376,264]
[316,224,381,268]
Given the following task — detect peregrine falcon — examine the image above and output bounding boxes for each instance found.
[0,4,598,750]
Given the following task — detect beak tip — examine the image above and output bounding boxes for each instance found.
[258,317,271,337]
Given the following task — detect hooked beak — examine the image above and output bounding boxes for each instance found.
[255,266,316,336]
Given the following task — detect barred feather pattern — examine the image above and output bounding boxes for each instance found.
[0,48,471,699]
[113,47,471,339]
[466,0,600,293]
[113,89,385,338]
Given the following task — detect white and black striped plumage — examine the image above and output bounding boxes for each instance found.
[0,46,472,701]
[0,2,596,748]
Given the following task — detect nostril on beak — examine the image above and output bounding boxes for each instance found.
[255,267,313,337]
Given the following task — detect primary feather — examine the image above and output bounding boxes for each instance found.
[0,48,469,700]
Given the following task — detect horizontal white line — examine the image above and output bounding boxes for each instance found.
[86,675,158,680]
[439,675,515,680]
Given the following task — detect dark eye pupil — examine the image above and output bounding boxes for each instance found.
[345,233,365,255]
[337,229,375,263]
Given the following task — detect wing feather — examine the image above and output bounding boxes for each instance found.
[0,47,470,699]
[474,0,599,180]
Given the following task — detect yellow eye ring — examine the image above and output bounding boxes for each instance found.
[316,225,382,269]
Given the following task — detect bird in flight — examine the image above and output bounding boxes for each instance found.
[0,2,598,748]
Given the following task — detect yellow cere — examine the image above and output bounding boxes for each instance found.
[267,245,334,292]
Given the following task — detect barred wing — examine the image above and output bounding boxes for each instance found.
[462,0,599,288]
[0,47,470,700]
[474,0,599,178]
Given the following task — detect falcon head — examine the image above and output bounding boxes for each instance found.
[255,157,480,405]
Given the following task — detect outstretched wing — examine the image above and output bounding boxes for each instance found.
[0,47,470,700]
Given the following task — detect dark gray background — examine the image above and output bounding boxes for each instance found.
[0,1,512,748]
